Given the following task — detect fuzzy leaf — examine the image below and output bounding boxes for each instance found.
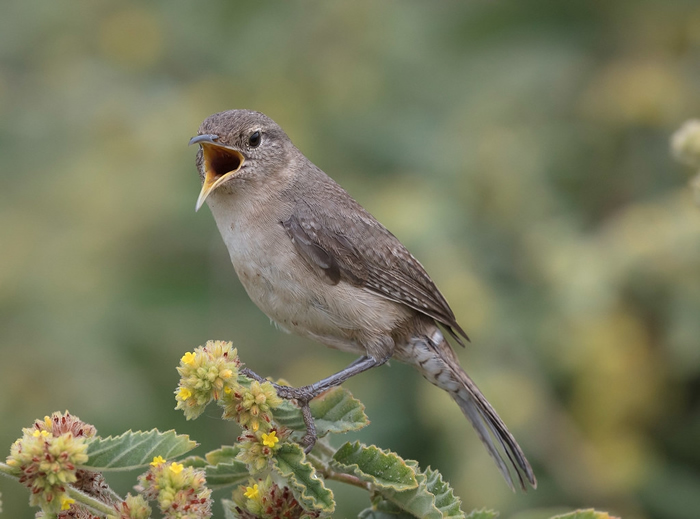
[221,499,240,519]
[82,430,196,471]
[330,441,417,491]
[272,386,368,436]
[205,461,250,489]
[424,466,465,518]
[551,511,619,519]
[181,455,208,468]
[359,510,417,519]
[271,442,335,513]
[358,499,417,518]
[182,446,250,488]
[205,445,240,465]
[464,509,499,519]
[377,460,465,519]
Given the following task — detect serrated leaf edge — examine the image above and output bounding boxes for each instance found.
[204,461,250,489]
[82,429,197,470]
[330,441,418,491]
[423,465,465,518]
[271,443,335,513]
[272,387,369,436]
[376,460,454,519]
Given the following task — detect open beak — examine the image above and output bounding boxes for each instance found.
[189,134,246,211]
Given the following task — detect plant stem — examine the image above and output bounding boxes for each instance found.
[1,464,116,517]
[67,486,117,516]
[313,439,336,458]
[307,453,370,491]
[324,470,371,490]
[0,462,19,481]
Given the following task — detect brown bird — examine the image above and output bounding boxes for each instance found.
[190,109,536,490]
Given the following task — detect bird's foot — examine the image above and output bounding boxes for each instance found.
[240,368,321,401]
[240,357,383,454]
[299,402,317,454]
[272,383,318,402]
[240,368,319,453]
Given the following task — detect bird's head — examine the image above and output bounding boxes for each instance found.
[190,109,292,211]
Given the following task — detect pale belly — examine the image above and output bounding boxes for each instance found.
[208,196,409,355]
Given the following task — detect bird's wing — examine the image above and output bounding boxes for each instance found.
[281,191,469,344]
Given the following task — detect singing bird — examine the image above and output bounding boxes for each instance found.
[190,109,536,490]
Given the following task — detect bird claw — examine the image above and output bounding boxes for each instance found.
[240,368,319,453]
[272,383,316,402]
[300,432,317,454]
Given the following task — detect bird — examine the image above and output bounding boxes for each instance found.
[190,109,536,490]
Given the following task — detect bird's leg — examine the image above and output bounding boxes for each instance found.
[274,355,386,401]
[299,403,317,453]
[242,356,386,400]
[241,355,389,453]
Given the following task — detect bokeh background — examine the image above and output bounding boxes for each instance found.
[2,1,700,518]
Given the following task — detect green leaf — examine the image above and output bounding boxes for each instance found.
[377,460,465,519]
[205,461,250,489]
[205,445,240,465]
[358,499,417,518]
[465,509,499,519]
[550,510,619,519]
[221,499,241,519]
[424,466,465,518]
[271,442,335,514]
[181,455,208,468]
[82,430,197,471]
[272,386,369,436]
[330,441,418,491]
[359,509,417,519]
[193,446,250,488]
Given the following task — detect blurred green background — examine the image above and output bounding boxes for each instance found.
[2,1,700,517]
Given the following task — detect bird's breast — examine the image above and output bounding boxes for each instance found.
[206,192,410,354]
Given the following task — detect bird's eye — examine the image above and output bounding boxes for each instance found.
[248,131,261,148]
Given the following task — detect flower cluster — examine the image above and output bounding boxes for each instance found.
[107,493,152,519]
[231,477,319,519]
[6,416,91,514]
[137,457,212,519]
[174,343,313,518]
[221,380,283,432]
[34,411,98,440]
[235,429,285,473]
[175,340,241,420]
[36,507,99,519]
[175,341,285,432]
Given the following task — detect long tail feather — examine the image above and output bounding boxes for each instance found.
[400,330,537,490]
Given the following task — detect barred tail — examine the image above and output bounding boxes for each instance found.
[402,330,537,491]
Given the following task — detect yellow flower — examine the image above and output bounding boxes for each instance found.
[60,495,75,511]
[175,341,241,421]
[244,484,259,499]
[261,431,279,448]
[181,352,196,365]
[178,387,192,400]
[150,456,166,467]
[138,462,211,518]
